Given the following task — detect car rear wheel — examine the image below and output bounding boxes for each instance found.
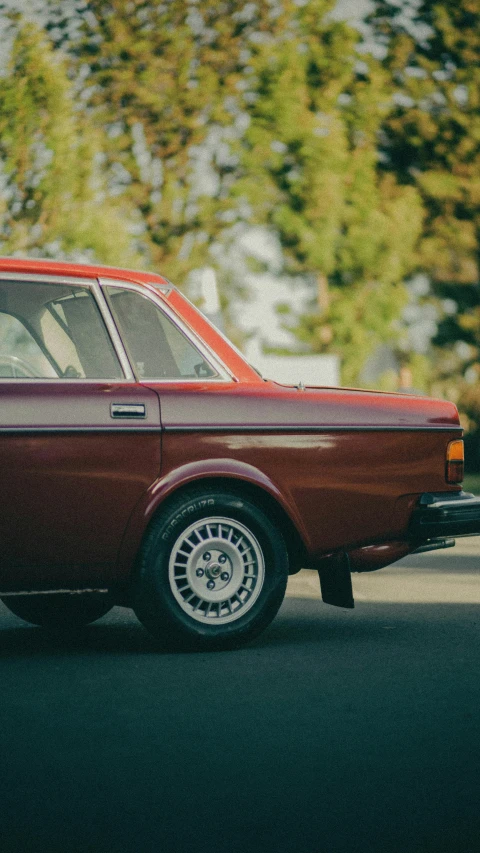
[132,488,289,650]
[1,593,113,629]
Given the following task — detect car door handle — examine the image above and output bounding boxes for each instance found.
[110,403,146,419]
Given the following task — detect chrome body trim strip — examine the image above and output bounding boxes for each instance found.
[0,427,162,433]
[0,424,462,434]
[0,588,109,596]
[0,378,135,384]
[91,279,135,380]
[0,271,96,286]
[161,425,463,433]
[0,378,234,385]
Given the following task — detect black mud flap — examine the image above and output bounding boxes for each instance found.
[318,552,354,609]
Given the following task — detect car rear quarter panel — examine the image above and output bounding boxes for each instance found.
[116,382,461,576]
[158,429,459,555]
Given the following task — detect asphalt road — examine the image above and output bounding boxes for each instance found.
[0,539,479,853]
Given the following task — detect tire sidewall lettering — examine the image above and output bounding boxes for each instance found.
[161,498,215,542]
[134,490,289,649]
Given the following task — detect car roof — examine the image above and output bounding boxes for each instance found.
[0,257,170,287]
[0,256,261,382]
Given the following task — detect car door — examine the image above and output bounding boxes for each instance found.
[0,274,161,591]
[101,277,233,471]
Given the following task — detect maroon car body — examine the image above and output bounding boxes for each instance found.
[1,258,479,649]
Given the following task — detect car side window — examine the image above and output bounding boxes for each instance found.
[105,286,217,380]
[0,279,124,379]
[0,313,56,377]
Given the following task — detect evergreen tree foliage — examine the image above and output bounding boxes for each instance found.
[238,1,423,383]
[369,0,480,391]
[0,21,142,265]
[65,0,285,280]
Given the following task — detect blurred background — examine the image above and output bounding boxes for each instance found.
[0,0,478,474]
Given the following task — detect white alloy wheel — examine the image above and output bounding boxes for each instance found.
[168,516,265,624]
[132,488,289,650]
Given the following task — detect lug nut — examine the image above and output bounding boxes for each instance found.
[196,568,204,577]
[206,580,215,590]
[219,554,227,564]
[220,572,229,582]
[203,552,211,561]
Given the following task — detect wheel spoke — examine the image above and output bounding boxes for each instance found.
[168,515,265,625]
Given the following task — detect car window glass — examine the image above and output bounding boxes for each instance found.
[0,313,56,377]
[0,279,124,379]
[43,290,123,379]
[105,286,217,380]
[40,308,84,376]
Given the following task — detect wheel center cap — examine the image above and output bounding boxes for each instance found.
[206,561,222,578]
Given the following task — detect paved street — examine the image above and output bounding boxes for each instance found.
[0,539,479,853]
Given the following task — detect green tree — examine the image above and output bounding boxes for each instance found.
[53,0,423,381]
[0,21,141,264]
[239,1,423,383]
[369,0,480,387]
[64,0,292,281]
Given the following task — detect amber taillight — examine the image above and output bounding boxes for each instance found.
[446,439,464,484]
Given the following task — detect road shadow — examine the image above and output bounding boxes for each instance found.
[0,606,156,658]
[0,598,414,659]
[0,594,478,660]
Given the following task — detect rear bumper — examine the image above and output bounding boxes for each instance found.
[409,491,480,541]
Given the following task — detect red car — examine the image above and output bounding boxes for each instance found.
[1,258,479,649]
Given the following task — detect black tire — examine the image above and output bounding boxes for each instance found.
[1,593,113,629]
[132,488,289,651]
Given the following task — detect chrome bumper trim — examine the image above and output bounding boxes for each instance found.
[410,491,480,540]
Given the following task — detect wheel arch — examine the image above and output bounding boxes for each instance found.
[116,462,309,583]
